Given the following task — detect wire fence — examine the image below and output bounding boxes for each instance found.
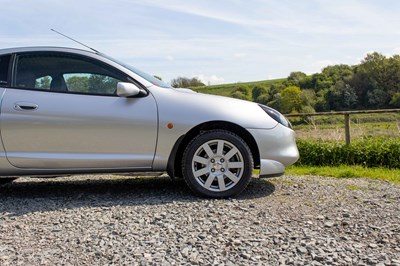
[285,109,400,145]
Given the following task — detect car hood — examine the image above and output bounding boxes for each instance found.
[150,86,278,130]
[174,88,198,94]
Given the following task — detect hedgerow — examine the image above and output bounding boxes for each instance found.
[296,137,400,168]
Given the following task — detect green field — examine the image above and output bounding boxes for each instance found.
[289,113,400,141]
[191,78,285,97]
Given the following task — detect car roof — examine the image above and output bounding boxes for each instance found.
[0,46,154,88]
[0,46,96,56]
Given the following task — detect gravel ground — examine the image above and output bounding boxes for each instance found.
[0,174,399,266]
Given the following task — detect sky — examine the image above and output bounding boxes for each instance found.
[1,0,400,85]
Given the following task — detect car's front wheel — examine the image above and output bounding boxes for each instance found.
[182,130,253,198]
[0,178,17,186]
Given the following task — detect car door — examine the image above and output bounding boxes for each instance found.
[0,51,158,170]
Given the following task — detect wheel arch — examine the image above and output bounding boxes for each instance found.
[167,121,260,179]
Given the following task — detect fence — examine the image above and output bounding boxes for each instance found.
[284,109,400,145]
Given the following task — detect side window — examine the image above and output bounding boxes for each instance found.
[14,53,127,95]
[0,54,11,86]
[64,73,119,95]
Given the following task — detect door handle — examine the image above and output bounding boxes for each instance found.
[14,102,39,111]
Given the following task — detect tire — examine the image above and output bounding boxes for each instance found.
[0,178,17,186]
[182,130,253,198]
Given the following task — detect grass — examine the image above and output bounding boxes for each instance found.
[291,112,400,125]
[285,165,400,185]
[291,113,400,141]
[191,78,286,97]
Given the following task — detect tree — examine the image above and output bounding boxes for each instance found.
[171,77,205,88]
[231,86,251,100]
[287,71,306,85]
[349,67,370,107]
[342,84,358,109]
[171,77,187,88]
[254,93,271,105]
[300,89,316,109]
[267,93,282,111]
[314,89,330,112]
[280,86,302,114]
[366,87,389,108]
[302,65,353,93]
[390,92,400,107]
[349,52,400,108]
[322,65,353,82]
[326,82,358,110]
[251,86,268,101]
[306,73,333,92]
[189,77,205,87]
[352,52,388,108]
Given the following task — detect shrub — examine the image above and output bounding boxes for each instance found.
[296,137,400,168]
[231,86,251,100]
[254,93,270,105]
[280,86,302,114]
[252,86,268,101]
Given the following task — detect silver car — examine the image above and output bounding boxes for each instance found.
[0,46,299,198]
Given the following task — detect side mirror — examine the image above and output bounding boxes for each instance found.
[117,82,141,97]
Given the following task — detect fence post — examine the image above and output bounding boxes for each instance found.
[344,114,350,145]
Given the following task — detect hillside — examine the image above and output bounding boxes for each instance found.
[187,52,400,113]
[190,78,286,97]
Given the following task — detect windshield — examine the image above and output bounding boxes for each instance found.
[101,54,172,88]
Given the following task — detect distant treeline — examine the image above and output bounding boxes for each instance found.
[191,52,400,114]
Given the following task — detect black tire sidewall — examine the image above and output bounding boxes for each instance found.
[0,178,17,186]
[182,130,253,198]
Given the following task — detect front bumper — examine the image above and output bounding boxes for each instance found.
[259,159,286,178]
[247,124,299,177]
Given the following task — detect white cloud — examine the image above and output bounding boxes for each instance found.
[234,53,246,58]
[122,0,273,27]
[195,74,225,85]
[166,55,174,61]
[0,37,73,47]
[121,0,400,35]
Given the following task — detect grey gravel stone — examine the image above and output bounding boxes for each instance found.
[297,246,308,254]
[324,221,335,228]
[0,174,399,265]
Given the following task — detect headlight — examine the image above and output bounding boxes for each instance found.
[258,104,292,129]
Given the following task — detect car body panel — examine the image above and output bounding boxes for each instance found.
[247,125,299,176]
[0,88,158,169]
[149,87,279,170]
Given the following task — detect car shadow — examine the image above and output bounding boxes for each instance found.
[0,175,275,216]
